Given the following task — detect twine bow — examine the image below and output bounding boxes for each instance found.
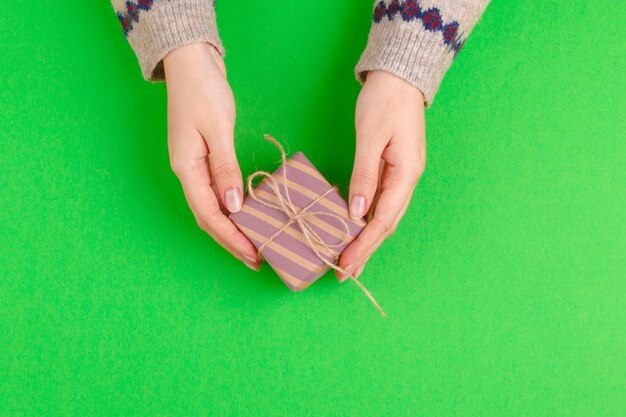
[246,135,387,317]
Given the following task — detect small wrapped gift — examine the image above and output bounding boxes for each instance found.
[229,135,366,292]
[230,135,386,317]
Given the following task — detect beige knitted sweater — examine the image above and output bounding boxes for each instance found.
[112,0,489,105]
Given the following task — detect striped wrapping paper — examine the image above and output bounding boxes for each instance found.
[229,152,366,291]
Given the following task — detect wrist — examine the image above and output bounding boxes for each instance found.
[365,70,425,104]
[164,42,225,78]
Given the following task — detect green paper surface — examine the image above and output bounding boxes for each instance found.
[1,1,624,416]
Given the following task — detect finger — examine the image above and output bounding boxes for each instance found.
[349,131,386,221]
[366,158,385,222]
[207,158,234,215]
[337,192,413,283]
[339,160,417,275]
[201,127,244,215]
[210,181,226,213]
[180,165,260,269]
[337,158,383,282]
[337,191,412,282]
[335,254,370,283]
[171,137,260,269]
[336,190,412,282]
[343,136,424,268]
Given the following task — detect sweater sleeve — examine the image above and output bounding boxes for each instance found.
[355,0,490,106]
[112,0,224,81]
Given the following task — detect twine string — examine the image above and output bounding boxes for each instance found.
[246,135,387,317]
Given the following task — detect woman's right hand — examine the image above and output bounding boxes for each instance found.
[163,42,261,271]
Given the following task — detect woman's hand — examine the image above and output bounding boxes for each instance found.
[337,70,426,281]
[164,42,261,271]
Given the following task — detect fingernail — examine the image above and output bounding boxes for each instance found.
[338,266,352,283]
[225,187,242,213]
[349,195,366,220]
[244,254,258,264]
[339,263,364,283]
[243,260,260,272]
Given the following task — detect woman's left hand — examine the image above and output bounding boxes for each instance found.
[337,70,427,281]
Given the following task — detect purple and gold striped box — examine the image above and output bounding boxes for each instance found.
[229,152,366,291]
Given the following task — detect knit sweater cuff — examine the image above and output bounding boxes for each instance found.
[126,0,224,81]
[356,19,453,107]
[355,1,490,107]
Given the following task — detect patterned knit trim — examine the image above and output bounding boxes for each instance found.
[373,0,465,54]
[117,0,154,36]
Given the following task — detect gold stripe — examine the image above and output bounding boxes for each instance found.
[241,205,340,257]
[272,265,313,291]
[287,158,329,184]
[236,224,328,275]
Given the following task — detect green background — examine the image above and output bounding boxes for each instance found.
[1,0,624,415]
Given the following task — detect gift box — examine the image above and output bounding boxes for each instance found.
[229,136,366,292]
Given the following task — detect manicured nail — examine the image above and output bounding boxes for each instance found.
[339,263,364,283]
[354,264,365,278]
[349,195,366,220]
[243,260,259,272]
[338,267,351,283]
[225,187,242,213]
[244,254,258,264]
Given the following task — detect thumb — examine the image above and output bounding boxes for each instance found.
[349,134,384,220]
[206,134,244,214]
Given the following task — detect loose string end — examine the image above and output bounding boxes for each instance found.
[349,276,387,318]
